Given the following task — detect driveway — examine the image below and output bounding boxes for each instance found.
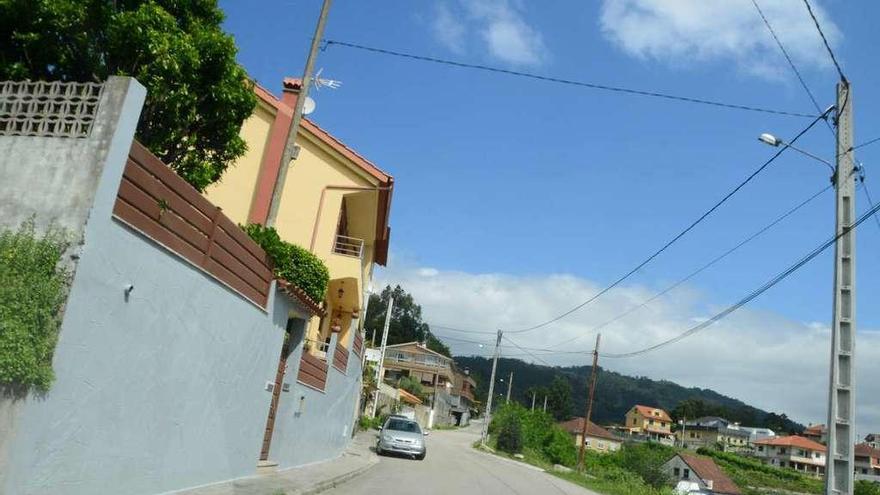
[325,422,600,495]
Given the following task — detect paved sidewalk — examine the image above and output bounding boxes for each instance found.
[171,431,379,495]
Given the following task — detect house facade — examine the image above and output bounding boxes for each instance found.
[855,443,880,478]
[625,404,675,445]
[677,417,751,452]
[802,424,827,445]
[206,78,393,361]
[663,453,742,495]
[754,435,826,477]
[865,433,880,450]
[450,368,477,425]
[559,417,623,453]
[379,342,456,426]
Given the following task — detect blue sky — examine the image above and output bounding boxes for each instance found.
[221,1,880,429]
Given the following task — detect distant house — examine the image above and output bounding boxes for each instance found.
[449,368,477,426]
[731,425,775,443]
[802,424,827,445]
[625,404,675,445]
[559,417,622,453]
[855,443,880,479]
[866,433,880,450]
[677,417,751,452]
[663,452,742,495]
[754,435,826,477]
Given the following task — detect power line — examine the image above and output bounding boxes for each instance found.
[323,39,818,119]
[543,183,831,350]
[862,181,880,233]
[802,0,846,82]
[505,109,832,335]
[751,0,834,136]
[852,136,880,152]
[429,324,496,335]
[602,199,880,359]
[503,335,553,366]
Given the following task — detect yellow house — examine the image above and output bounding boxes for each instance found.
[205,78,393,355]
[625,404,675,444]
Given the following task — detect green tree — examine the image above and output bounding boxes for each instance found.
[364,285,451,356]
[547,375,573,421]
[0,0,256,191]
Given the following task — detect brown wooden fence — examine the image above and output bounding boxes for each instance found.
[353,333,364,357]
[112,142,274,308]
[297,351,329,391]
[332,343,349,374]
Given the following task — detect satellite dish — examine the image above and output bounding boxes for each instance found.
[302,96,316,116]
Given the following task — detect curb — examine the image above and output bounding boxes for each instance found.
[298,455,379,495]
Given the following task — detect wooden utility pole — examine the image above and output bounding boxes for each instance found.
[266,0,333,227]
[577,334,601,472]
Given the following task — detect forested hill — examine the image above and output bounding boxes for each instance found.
[454,356,804,434]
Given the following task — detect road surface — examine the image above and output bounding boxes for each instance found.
[326,422,599,495]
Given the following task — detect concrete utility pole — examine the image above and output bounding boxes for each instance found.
[266,0,333,227]
[543,396,548,413]
[505,372,513,403]
[370,296,394,417]
[825,80,856,495]
[531,391,536,411]
[577,334,601,471]
[480,330,503,447]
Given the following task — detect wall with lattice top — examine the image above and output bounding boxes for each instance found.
[0,80,104,138]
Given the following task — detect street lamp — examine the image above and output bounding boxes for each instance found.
[758,133,835,174]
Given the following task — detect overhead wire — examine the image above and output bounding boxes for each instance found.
[852,136,880,152]
[601,198,880,359]
[542,183,832,350]
[504,108,832,335]
[802,0,847,82]
[323,39,818,119]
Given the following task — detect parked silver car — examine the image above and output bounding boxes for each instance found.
[376,417,427,460]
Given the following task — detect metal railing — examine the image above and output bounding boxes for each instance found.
[333,234,364,258]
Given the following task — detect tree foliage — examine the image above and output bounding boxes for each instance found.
[0,221,70,394]
[547,375,574,421]
[0,0,256,191]
[364,285,451,356]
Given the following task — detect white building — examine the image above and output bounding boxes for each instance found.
[753,435,826,477]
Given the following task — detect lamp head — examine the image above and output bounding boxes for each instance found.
[759,133,782,147]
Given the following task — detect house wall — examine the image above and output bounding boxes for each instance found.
[573,433,622,452]
[663,457,708,490]
[203,102,275,226]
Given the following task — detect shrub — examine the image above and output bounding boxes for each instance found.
[544,426,578,466]
[618,442,675,488]
[398,375,426,401]
[243,224,329,302]
[496,412,523,454]
[0,221,69,393]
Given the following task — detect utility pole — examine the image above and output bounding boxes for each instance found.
[505,372,513,403]
[577,334,601,472]
[370,296,394,417]
[480,330,503,447]
[265,0,333,227]
[825,80,856,495]
[531,391,536,411]
[543,396,548,413]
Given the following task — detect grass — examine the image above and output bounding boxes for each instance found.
[696,448,823,495]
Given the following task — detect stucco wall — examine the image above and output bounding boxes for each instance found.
[269,330,363,469]
[0,77,289,495]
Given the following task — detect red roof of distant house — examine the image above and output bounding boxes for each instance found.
[633,405,672,422]
[678,452,742,495]
[559,418,617,441]
[804,424,826,435]
[755,435,826,452]
[855,443,880,459]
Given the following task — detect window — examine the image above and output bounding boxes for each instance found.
[683,468,690,479]
[674,467,680,477]
[798,449,806,457]
[758,446,764,452]
[598,441,606,449]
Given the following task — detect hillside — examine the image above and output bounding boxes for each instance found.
[454,356,804,433]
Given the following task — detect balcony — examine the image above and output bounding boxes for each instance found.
[333,234,364,258]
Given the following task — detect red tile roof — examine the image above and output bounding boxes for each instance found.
[276,279,325,317]
[804,424,826,435]
[855,443,880,459]
[559,417,618,441]
[678,453,742,495]
[755,435,827,452]
[633,405,672,422]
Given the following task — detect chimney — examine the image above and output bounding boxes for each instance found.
[705,480,713,490]
[282,77,302,108]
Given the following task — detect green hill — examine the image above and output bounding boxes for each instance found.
[454,356,803,433]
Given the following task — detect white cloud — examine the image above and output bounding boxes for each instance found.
[376,264,880,435]
[599,0,842,78]
[429,0,546,66]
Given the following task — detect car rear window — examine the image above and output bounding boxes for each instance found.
[386,419,421,433]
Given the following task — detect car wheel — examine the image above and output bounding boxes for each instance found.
[376,445,383,456]
[415,453,426,461]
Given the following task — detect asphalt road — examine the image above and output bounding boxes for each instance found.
[326,422,599,495]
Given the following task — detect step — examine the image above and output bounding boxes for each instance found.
[256,460,279,474]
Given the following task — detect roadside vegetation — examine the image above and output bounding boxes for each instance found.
[243,224,329,302]
[0,221,70,394]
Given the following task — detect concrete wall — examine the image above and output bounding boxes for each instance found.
[269,329,363,469]
[0,77,295,495]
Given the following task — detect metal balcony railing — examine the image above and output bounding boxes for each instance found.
[333,234,364,258]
